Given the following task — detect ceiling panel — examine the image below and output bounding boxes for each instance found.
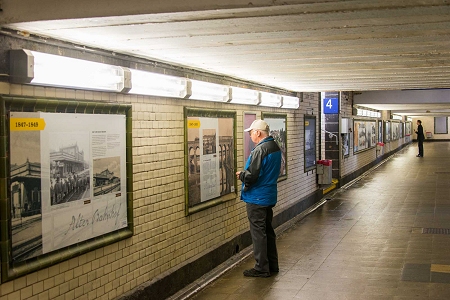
[2,0,450,114]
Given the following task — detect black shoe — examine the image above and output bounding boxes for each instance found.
[243,268,270,277]
[270,268,279,273]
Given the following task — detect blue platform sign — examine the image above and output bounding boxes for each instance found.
[323,97,339,114]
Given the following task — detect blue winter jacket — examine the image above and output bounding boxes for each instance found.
[239,136,282,206]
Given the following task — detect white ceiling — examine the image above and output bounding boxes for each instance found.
[1,0,450,115]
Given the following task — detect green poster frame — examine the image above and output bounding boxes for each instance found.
[184,107,237,215]
[0,96,133,282]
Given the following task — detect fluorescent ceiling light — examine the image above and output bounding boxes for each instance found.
[260,92,282,107]
[10,49,130,92]
[229,87,260,105]
[281,95,300,109]
[189,80,231,102]
[129,69,191,98]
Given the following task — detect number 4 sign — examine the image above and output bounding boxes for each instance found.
[323,97,339,114]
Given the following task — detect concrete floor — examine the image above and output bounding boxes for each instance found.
[177,141,450,300]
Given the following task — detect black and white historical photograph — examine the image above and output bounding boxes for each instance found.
[304,116,316,170]
[392,122,399,140]
[217,118,234,197]
[188,119,201,206]
[49,132,90,205]
[353,120,366,152]
[9,116,43,263]
[202,129,217,155]
[342,133,350,157]
[378,120,383,143]
[93,156,121,197]
[405,122,411,136]
[354,120,377,153]
[368,121,376,148]
[385,121,391,142]
[264,115,287,177]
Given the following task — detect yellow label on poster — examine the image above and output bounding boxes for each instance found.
[187,120,200,128]
[305,121,309,126]
[10,118,46,131]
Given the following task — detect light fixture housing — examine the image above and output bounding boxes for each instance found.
[282,95,300,109]
[229,87,260,105]
[129,69,191,98]
[356,107,381,118]
[260,91,283,107]
[10,49,131,92]
[189,80,231,102]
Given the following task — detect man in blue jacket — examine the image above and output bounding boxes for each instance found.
[236,119,282,277]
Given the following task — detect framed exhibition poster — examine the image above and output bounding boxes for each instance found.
[243,113,257,164]
[434,117,448,134]
[262,113,287,179]
[185,108,236,215]
[1,96,133,282]
[392,121,400,140]
[353,120,366,153]
[368,121,377,148]
[378,120,383,143]
[304,115,317,171]
[353,120,376,153]
[405,122,411,136]
[385,121,391,143]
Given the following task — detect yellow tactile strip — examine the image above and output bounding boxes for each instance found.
[402,263,450,283]
[431,264,450,274]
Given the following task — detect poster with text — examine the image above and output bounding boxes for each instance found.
[9,112,128,262]
[187,116,234,207]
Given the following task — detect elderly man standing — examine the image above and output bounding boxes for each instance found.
[236,119,282,277]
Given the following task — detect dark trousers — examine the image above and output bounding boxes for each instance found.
[418,140,424,156]
[246,203,278,272]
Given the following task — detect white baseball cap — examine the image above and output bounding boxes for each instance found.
[244,120,270,132]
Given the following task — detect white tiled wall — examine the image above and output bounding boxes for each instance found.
[0,85,320,300]
[340,92,410,178]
